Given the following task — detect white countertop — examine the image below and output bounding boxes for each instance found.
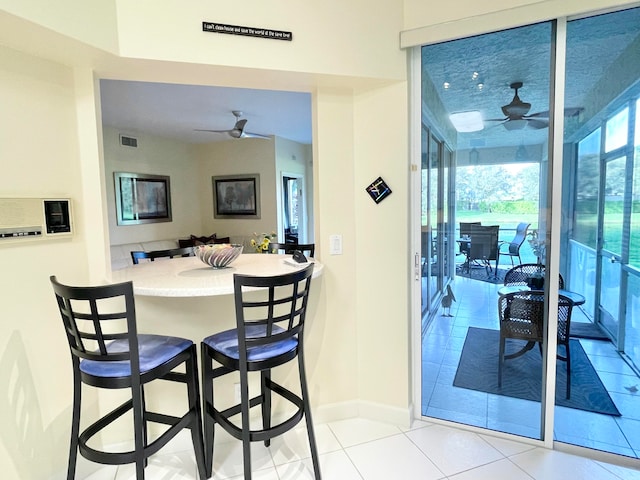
[110,253,323,297]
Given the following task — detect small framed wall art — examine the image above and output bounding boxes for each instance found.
[365,177,392,204]
[212,174,261,219]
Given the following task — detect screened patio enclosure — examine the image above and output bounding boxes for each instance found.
[417,7,640,458]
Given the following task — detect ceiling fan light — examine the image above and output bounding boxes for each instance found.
[449,111,484,133]
[503,119,527,131]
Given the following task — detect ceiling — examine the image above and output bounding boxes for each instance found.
[421,8,640,152]
[99,8,639,152]
[100,80,313,145]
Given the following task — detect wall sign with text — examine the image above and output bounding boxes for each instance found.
[203,22,292,41]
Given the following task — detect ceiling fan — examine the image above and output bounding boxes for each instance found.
[485,82,583,131]
[195,110,270,139]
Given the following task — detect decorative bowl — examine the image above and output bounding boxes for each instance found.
[194,244,243,268]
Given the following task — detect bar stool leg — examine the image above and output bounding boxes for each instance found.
[299,349,321,479]
[261,370,272,447]
[186,346,208,480]
[239,371,252,480]
[67,367,82,480]
[201,344,215,478]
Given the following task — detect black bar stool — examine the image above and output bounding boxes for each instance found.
[200,264,320,479]
[50,276,207,480]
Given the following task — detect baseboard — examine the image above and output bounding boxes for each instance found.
[313,400,413,429]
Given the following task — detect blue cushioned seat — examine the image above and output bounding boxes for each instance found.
[200,264,320,480]
[80,334,193,377]
[50,276,206,480]
[203,325,297,362]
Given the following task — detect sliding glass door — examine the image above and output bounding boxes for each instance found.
[417,5,640,458]
[419,21,553,441]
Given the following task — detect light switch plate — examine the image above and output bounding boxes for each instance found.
[329,234,342,255]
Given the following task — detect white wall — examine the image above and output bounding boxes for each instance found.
[195,138,279,247]
[0,45,91,479]
[103,126,204,246]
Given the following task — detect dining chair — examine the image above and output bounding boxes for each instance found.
[49,276,207,480]
[130,246,194,264]
[503,263,565,289]
[200,264,320,480]
[270,242,315,258]
[498,222,530,267]
[466,224,500,276]
[497,290,575,398]
[458,222,480,260]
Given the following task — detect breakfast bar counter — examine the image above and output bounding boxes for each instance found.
[104,253,327,442]
[110,253,324,297]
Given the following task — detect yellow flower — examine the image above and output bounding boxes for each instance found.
[251,231,277,253]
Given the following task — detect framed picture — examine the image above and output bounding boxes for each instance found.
[114,172,172,225]
[212,174,261,219]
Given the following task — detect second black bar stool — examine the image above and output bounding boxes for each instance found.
[200,264,320,479]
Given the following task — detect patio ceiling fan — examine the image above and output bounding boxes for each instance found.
[195,110,271,139]
[485,82,583,131]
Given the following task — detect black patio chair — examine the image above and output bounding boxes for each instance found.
[499,222,530,267]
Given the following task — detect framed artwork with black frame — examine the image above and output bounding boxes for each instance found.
[114,172,172,225]
[212,174,261,219]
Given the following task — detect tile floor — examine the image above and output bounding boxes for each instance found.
[422,274,640,459]
[77,417,640,479]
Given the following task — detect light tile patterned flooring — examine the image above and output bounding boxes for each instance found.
[422,274,640,459]
[77,417,640,479]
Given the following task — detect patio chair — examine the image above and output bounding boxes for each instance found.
[498,222,530,267]
[466,225,500,276]
[503,263,565,289]
[498,290,575,398]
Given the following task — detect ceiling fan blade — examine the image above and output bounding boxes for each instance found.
[195,113,269,139]
[484,117,509,122]
[526,107,583,119]
[524,110,549,119]
[526,119,549,129]
[241,131,271,139]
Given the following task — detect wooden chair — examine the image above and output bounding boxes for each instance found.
[131,246,194,264]
[498,290,575,398]
[270,242,315,258]
[50,276,207,480]
[499,222,530,266]
[200,265,319,480]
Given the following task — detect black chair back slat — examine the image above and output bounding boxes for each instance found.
[50,276,139,366]
[234,264,313,354]
[270,242,315,258]
[131,246,194,264]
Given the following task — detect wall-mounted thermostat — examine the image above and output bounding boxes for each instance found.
[0,198,73,244]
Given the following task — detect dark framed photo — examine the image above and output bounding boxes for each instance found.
[114,172,172,225]
[212,174,261,219]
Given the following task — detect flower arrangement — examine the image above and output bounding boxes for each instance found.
[527,229,546,263]
[250,231,276,253]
